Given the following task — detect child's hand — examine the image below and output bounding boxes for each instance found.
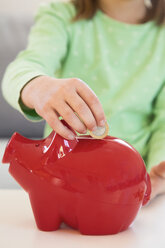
[150,161,165,200]
[20,75,106,140]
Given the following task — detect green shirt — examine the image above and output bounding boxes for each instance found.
[2,1,165,172]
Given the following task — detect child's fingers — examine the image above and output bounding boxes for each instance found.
[76,81,106,126]
[65,92,97,131]
[152,161,165,178]
[42,108,76,140]
[55,101,87,134]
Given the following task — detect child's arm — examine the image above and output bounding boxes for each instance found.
[1,2,106,139]
[146,83,165,172]
[1,2,72,122]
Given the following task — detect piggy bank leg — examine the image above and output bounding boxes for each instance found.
[29,192,61,231]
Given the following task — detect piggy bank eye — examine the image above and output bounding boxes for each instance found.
[35,144,40,147]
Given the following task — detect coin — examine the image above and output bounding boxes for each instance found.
[89,122,109,139]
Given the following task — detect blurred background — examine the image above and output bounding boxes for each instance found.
[0,0,66,188]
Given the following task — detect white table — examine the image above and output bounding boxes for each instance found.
[0,190,165,248]
[0,139,20,189]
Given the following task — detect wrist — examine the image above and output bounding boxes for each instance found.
[20,75,47,109]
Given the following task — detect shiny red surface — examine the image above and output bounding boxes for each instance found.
[2,120,151,235]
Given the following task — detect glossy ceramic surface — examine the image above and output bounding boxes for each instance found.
[2,120,151,235]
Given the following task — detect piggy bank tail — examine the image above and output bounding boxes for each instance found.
[142,173,151,206]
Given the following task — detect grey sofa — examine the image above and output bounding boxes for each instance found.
[0,13,45,138]
[0,13,46,189]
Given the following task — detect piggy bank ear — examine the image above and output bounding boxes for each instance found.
[42,119,78,165]
[142,173,151,206]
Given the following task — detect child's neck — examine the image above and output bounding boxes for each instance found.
[98,0,147,24]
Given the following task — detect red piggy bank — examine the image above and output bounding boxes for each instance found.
[2,120,151,235]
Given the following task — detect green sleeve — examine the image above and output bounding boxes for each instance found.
[1,2,74,122]
[146,83,165,172]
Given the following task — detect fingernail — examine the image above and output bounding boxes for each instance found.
[82,129,87,134]
[68,134,75,140]
[92,126,97,132]
[99,120,106,126]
